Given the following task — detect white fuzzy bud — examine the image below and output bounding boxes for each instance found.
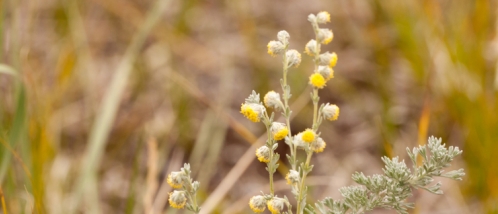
[317,28,333,44]
[249,195,267,213]
[267,197,286,214]
[308,14,317,23]
[305,40,318,56]
[286,49,302,68]
[322,103,339,121]
[316,11,331,24]
[277,30,290,44]
[264,91,282,109]
[293,133,307,148]
[255,146,271,163]
[317,66,332,79]
[286,170,300,184]
[267,40,285,57]
[311,137,326,153]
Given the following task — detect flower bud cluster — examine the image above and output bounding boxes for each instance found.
[167,164,200,212]
[305,12,339,90]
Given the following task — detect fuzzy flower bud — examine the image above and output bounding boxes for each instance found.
[267,40,285,57]
[267,197,285,214]
[285,170,300,184]
[317,66,332,80]
[167,171,184,188]
[240,103,265,123]
[286,49,302,68]
[168,190,187,209]
[293,133,307,148]
[255,146,271,163]
[309,73,326,89]
[271,122,289,141]
[322,103,340,121]
[264,91,282,109]
[277,30,290,44]
[304,40,317,56]
[301,129,316,143]
[319,52,338,68]
[249,195,267,213]
[317,28,333,44]
[316,11,331,24]
[308,14,317,23]
[311,137,326,153]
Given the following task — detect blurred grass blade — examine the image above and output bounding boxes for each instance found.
[72,0,171,213]
[0,64,17,76]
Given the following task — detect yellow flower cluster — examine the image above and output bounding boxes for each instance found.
[240,104,261,122]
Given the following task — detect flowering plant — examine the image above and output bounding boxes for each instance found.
[166,11,464,214]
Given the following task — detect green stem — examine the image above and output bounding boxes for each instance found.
[264,113,275,196]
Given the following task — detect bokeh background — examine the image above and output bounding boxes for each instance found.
[1,0,497,213]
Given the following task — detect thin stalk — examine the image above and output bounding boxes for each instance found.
[281,47,298,170]
[264,112,275,196]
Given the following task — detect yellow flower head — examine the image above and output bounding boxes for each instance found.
[240,103,262,122]
[311,137,326,153]
[316,11,331,23]
[255,146,271,163]
[168,191,187,209]
[309,73,326,89]
[329,52,338,67]
[301,129,316,143]
[267,198,285,214]
[249,195,266,213]
[167,172,183,188]
[271,122,289,141]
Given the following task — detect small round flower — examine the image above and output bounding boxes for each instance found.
[240,103,264,122]
[317,66,331,80]
[304,40,317,56]
[322,103,339,121]
[267,40,285,57]
[311,137,326,153]
[168,190,187,209]
[249,195,267,213]
[271,122,289,141]
[267,197,285,214]
[277,30,290,44]
[286,49,302,68]
[285,170,300,185]
[317,29,333,44]
[301,129,316,143]
[167,171,184,188]
[309,73,326,89]
[255,146,271,163]
[264,91,282,109]
[316,11,331,24]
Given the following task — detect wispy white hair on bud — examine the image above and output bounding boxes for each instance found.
[277,30,290,44]
[317,28,333,44]
[305,40,318,56]
[286,49,302,68]
[316,11,331,23]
